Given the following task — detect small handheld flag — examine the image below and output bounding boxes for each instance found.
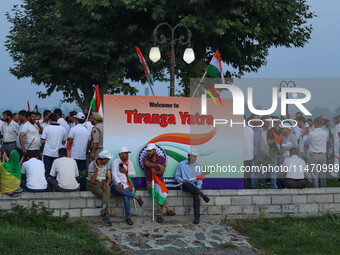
[27,101,30,112]
[152,173,168,205]
[173,173,207,187]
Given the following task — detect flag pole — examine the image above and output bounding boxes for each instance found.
[19,138,35,164]
[84,106,92,128]
[191,71,207,98]
[152,177,155,222]
[147,80,155,97]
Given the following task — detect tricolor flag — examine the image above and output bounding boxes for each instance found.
[27,101,30,112]
[136,47,154,86]
[173,173,207,187]
[205,50,225,83]
[34,105,38,113]
[90,85,103,117]
[152,173,168,205]
[272,129,282,154]
[126,176,136,195]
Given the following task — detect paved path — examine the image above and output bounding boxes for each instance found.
[88,215,258,255]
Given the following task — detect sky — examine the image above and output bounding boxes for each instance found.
[0,0,339,115]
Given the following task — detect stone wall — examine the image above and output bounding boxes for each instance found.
[1,188,340,219]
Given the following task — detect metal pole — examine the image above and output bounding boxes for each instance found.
[170,39,176,97]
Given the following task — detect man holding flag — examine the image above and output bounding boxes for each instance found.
[143,143,175,223]
[175,148,210,224]
[111,146,143,225]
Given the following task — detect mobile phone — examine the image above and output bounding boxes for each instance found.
[119,163,123,168]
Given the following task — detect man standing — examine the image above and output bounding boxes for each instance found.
[111,147,143,225]
[143,143,175,223]
[1,110,19,156]
[244,124,254,189]
[54,109,69,148]
[280,125,298,161]
[90,112,103,160]
[40,110,51,129]
[278,148,307,189]
[266,117,282,189]
[68,112,91,191]
[19,112,42,158]
[21,151,47,192]
[68,111,77,129]
[88,150,113,226]
[175,148,210,224]
[41,113,67,178]
[303,117,329,187]
[47,148,80,192]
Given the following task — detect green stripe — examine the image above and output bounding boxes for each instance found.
[152,188,166,205]
[164,149,187,162]
[202,88,217,105]
[128,176,136,195]
[205,64,221,78]
[90,98,96,111]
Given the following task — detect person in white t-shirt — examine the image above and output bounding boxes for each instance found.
[278,148,307,189]
[40,110,51,129]
[41,113,67,178]
[19,112,42,159]
[68,112,91,191]
[47,148,80,192]
[54,109,69,148]
[20,151,47,192]
[68,111,77,129]
[1,110,19,156]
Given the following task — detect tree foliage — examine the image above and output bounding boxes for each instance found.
[6,0,314,108]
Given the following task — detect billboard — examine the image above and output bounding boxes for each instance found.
[104,95,244,189]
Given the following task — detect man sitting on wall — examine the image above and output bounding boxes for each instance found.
[175,148,210,224]
[278,148,308,189]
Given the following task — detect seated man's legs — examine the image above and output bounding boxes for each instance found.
[111,184,135,221]
[182,182,200,219]
[47,177,78,192]
[89,181,110,215]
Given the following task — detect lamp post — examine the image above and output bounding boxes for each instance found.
[278,80,297,113]
[149,23,194,97]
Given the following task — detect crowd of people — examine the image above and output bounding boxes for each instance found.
[0,109,209,225]
[244,112,340,189]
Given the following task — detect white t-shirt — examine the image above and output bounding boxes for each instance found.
[303,127,328,154]
[21,158,47,190]
[41,124,67,157]
[334,123,340,148]
[21,122,42,150]
[88,160,110,181]
[111,158,136,189]
[16,124,23,149]
[68,124,91,160]
[283,155,306,179]
[57,118,70,147]
[50,157,79,190]
[244,126,254,161]
[84,121,93,131]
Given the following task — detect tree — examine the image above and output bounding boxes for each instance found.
[6,0,315,108]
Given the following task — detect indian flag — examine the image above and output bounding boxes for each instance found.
[90,85,103,117]
[205,50,225,83]
[152,173,168,205]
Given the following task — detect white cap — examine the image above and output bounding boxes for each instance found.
[146,143,157,151]
[75,112,85,120]
[279,124,291,129]
[188,148,199,156]
[98,150,113,159]
[119,146,131,154]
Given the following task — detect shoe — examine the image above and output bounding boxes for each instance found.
[100,208,107,217]
[202,194,210,203]
[126,218,134,225]
[166,210,176,216]
[156,216,164,223]
[193,217,200,224]
[102,216,112,226]
[136,197,144,206]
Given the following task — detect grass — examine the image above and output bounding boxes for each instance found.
[0,203,112,255]
[232,214,340,255]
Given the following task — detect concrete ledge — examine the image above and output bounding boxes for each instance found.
[1,188,340,219]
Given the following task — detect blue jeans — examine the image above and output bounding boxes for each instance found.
[269,151,280,189]
[111,184,135,218]
[20,180,47,192]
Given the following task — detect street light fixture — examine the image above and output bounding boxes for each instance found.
[278,80,297,113]
[149,22,194,96]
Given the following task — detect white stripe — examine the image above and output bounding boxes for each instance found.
[210,57,222,72]
[155,183,167,198]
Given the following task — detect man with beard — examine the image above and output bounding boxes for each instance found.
[19,112,42,159]
[111,147,143,225]
[143,143,175,223]
[1,110,19,156]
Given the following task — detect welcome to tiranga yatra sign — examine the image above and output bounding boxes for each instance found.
[104,95,244,189]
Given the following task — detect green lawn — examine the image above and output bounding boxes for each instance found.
[232,214,340,255]
[0,203,111,255]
